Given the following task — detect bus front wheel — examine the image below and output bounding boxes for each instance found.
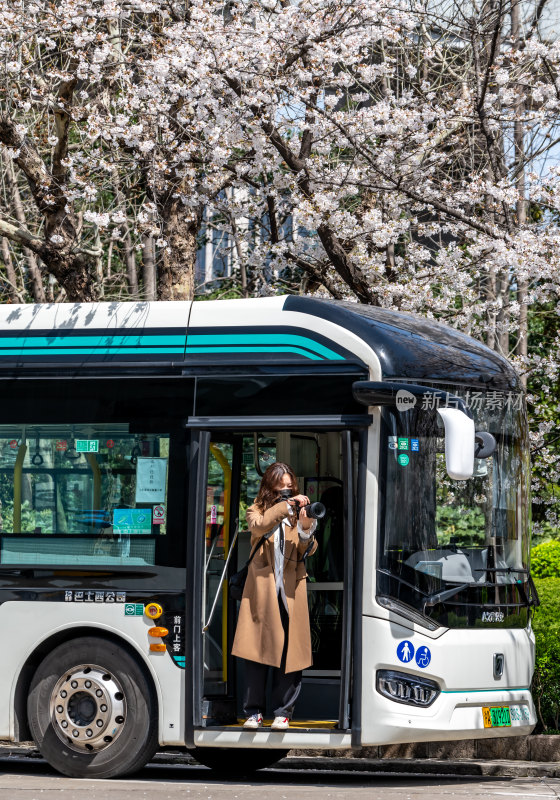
[27,636,158,779]
[191,746,288,776]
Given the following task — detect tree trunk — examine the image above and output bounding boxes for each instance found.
[485,198,498,351]
[142,233,156,301]
[44,250,97,302]
[486,261,497,351]
[94,228,104,299]
[0,237,21,302]
[157,196,202,301]
[112,177,139,297]
[3,154,46,302]
[497,270,510,356]
[123,230,139,297]
[0,114,98,302]
[230,214,248,298]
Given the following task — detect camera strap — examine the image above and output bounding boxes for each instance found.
[246,532,270,564]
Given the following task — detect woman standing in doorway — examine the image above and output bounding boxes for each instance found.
[232,462,317,730]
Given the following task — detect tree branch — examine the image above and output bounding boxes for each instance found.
[0,115,55,217]
[223,73,377,303]
[267,195,280,244]
[0,217,45,254]
[284,251,345,299]
[303,100,506,240]
[476,0,504,113]
[52,78,76,181]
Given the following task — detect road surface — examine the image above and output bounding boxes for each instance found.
[0,757,559,800]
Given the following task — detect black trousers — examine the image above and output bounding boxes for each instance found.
[243,597,302,719]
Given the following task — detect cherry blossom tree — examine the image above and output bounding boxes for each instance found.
[0,0,559,521]
[189,0,560,351]
[0,0,227,300]
[187,0,560,525]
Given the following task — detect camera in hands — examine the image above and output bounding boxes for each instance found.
[277,488,326,519]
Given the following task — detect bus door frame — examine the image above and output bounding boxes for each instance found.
[184,415,370,748]
[185,428,210,744]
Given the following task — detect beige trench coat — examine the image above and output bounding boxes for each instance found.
[231,501,318,673]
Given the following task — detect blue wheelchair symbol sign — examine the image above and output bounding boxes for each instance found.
[397,641,415,663]
[415,645,431,668]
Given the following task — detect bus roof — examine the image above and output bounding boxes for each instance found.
[283,297,520,390]
[0,296,519,390]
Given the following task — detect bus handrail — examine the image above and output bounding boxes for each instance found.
[202,520,239,634]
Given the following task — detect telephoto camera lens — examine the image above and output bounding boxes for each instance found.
[302,502,326,519]
[276,490,326,519]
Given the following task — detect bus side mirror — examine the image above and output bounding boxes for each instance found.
[437,408,475,481]
[475,431,497,458]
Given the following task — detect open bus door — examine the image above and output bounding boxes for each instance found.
[185,420,365,764]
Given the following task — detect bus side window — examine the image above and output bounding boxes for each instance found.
[0,427,171,568]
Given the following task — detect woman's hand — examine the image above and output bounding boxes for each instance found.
[287,494,310,509]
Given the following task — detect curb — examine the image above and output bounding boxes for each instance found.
[151,751,560,779]
[279,756,560,778]
[2,744,560,779]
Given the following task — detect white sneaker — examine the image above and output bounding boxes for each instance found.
[270,716,290,730]
[243,713,263,729]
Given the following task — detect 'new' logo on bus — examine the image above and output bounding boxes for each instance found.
[396,390,417,412]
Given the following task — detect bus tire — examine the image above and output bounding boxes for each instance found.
[27,636,158,779]
[191,746,288,776]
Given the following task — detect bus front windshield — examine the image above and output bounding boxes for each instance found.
[378,386,531,628]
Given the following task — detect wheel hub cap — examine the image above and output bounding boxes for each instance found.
[50,665,126,751]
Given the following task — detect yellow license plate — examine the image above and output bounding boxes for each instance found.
[482,706,511,728]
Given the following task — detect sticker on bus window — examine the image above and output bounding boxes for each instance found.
[113,508,151,535]
[153,505,166,525]
[135,457,167,503]
[397,437,409,450]
[397,453,410,467]
[124,603,144,616]
[388,436,398,450]
[76,439,99,453]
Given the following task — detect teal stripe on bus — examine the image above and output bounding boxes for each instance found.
[0,345,325,360]
[186,345,323,360]
[0,348,186,356]
[0,333,345,362]
[0,334,186,349]
[188,333,344,360]
[441,687,530,694]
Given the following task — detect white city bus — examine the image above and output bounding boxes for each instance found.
[0,296,536,778]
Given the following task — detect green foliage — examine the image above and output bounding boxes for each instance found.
[527,304,560,530]
[1,500,53,534]
[531,541,560,578]
[531,522,560,545]
[529,202,544,223]
[532,577,560,731]
[194,281,245,301]
[435,504,485,546]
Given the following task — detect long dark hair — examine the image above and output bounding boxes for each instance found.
[254,462,299,512]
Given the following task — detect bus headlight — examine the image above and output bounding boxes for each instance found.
[376,670,440,707]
